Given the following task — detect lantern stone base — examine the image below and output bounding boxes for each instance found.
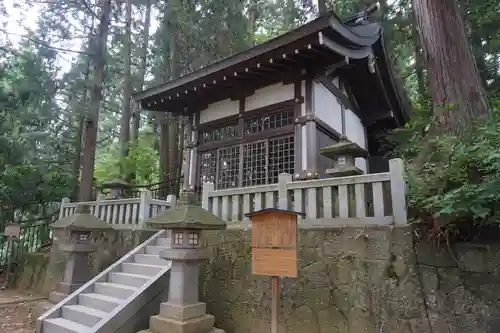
[55,281,82,294]
[149,312,216,333]
[138,328,225,333]
[160,302,207,321]
[48,281,82,303]
[326,165,364,177]
[137,301,226,333]
[45,281,82,313]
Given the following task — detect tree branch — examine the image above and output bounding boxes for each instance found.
[0,29,91,55]
[80,0,100,19]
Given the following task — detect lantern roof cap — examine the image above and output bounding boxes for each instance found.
[99,179,132,189]
[146,190,227,230]
[319,137,368,160]
[245,208,306,218]
[51,205,112,231]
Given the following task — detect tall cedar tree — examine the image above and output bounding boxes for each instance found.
[79,0,112,201]
[413,0,490,134]
[119,0,133,163]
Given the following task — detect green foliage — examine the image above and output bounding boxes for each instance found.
[385,105,500,236]
[1,0,499,233]
[0,46,76,225]
[94,128,159,185]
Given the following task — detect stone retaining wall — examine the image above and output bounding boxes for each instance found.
[201,225,500,333]
[14,227,156,296]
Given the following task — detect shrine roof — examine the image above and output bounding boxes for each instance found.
[133,10,411,128]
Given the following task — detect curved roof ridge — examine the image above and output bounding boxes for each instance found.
[132,11,381,102]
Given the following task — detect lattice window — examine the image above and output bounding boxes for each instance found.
[242,141,267,186]
[188,232,199,245]
[199,151,217,184]
[199,122,239,144]
[218,146,240,189]
[268,136,295,184]
[243,109,294,135]
[198,108,295,189]
[174,232,183,245]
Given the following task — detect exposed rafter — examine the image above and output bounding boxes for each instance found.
[132,10,411,125]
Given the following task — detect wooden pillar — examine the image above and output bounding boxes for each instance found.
[294,77,319,181]
[181,114,193,190]
[186,113,199,192]
[293,80,303,175]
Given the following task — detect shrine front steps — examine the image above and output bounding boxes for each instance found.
[37,230,172,333]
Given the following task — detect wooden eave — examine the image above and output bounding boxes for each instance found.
[133,12,383,115]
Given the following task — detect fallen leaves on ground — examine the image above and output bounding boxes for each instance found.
[0,290,47,333]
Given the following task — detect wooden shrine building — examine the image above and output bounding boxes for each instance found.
[132,10,411,194]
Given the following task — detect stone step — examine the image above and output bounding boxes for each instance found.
[43,317,88,333]
[145,245,169,255]
[78,293,122,313]
[122,262,164,276]
[155,237,171,247]
[94,282,137,299]
[134,254,168,266]
[109,272,150,288]
[38,231,172,333]
[61,304,106,327]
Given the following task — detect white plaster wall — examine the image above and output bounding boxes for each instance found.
[199,98,239,124]
[312,80,368,173]
[312,81,342,134]
[245,82,294,112]
[345,109,368,172]
[198,82,294,124]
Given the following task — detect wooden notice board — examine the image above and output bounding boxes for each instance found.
[248,209,301,278]
[4,224,21,238]
[246,208,304,333]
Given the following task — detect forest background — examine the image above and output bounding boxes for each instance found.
[0,0,499,238]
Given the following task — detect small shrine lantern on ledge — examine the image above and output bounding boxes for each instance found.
[320,136,369,177]
[142,189,227,333]
[48,204,111,303]
[99,179,132,199]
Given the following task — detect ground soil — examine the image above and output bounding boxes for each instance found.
[0,290,48,333]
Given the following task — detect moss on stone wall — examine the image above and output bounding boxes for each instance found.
[13,252,50,293]
[200,225,500,333]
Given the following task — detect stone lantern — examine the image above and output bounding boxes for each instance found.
[139,189,226,333]
[100,179,132,199]
[48,204,112,303]
[320,136,369,177]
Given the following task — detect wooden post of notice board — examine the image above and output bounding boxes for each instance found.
[246,208,305,333]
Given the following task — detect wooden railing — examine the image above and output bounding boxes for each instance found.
[59,189,176,227]
[202,158,407,226]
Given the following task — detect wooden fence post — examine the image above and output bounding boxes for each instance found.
[138,189,152,225]
[202,183,214,211]
[389,158,407,225]
[59,198,70,220]
[278,173,292,210]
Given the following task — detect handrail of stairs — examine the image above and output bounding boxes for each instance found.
[37,229,170,332]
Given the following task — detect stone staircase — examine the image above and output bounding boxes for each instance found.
[37,230,172,333]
